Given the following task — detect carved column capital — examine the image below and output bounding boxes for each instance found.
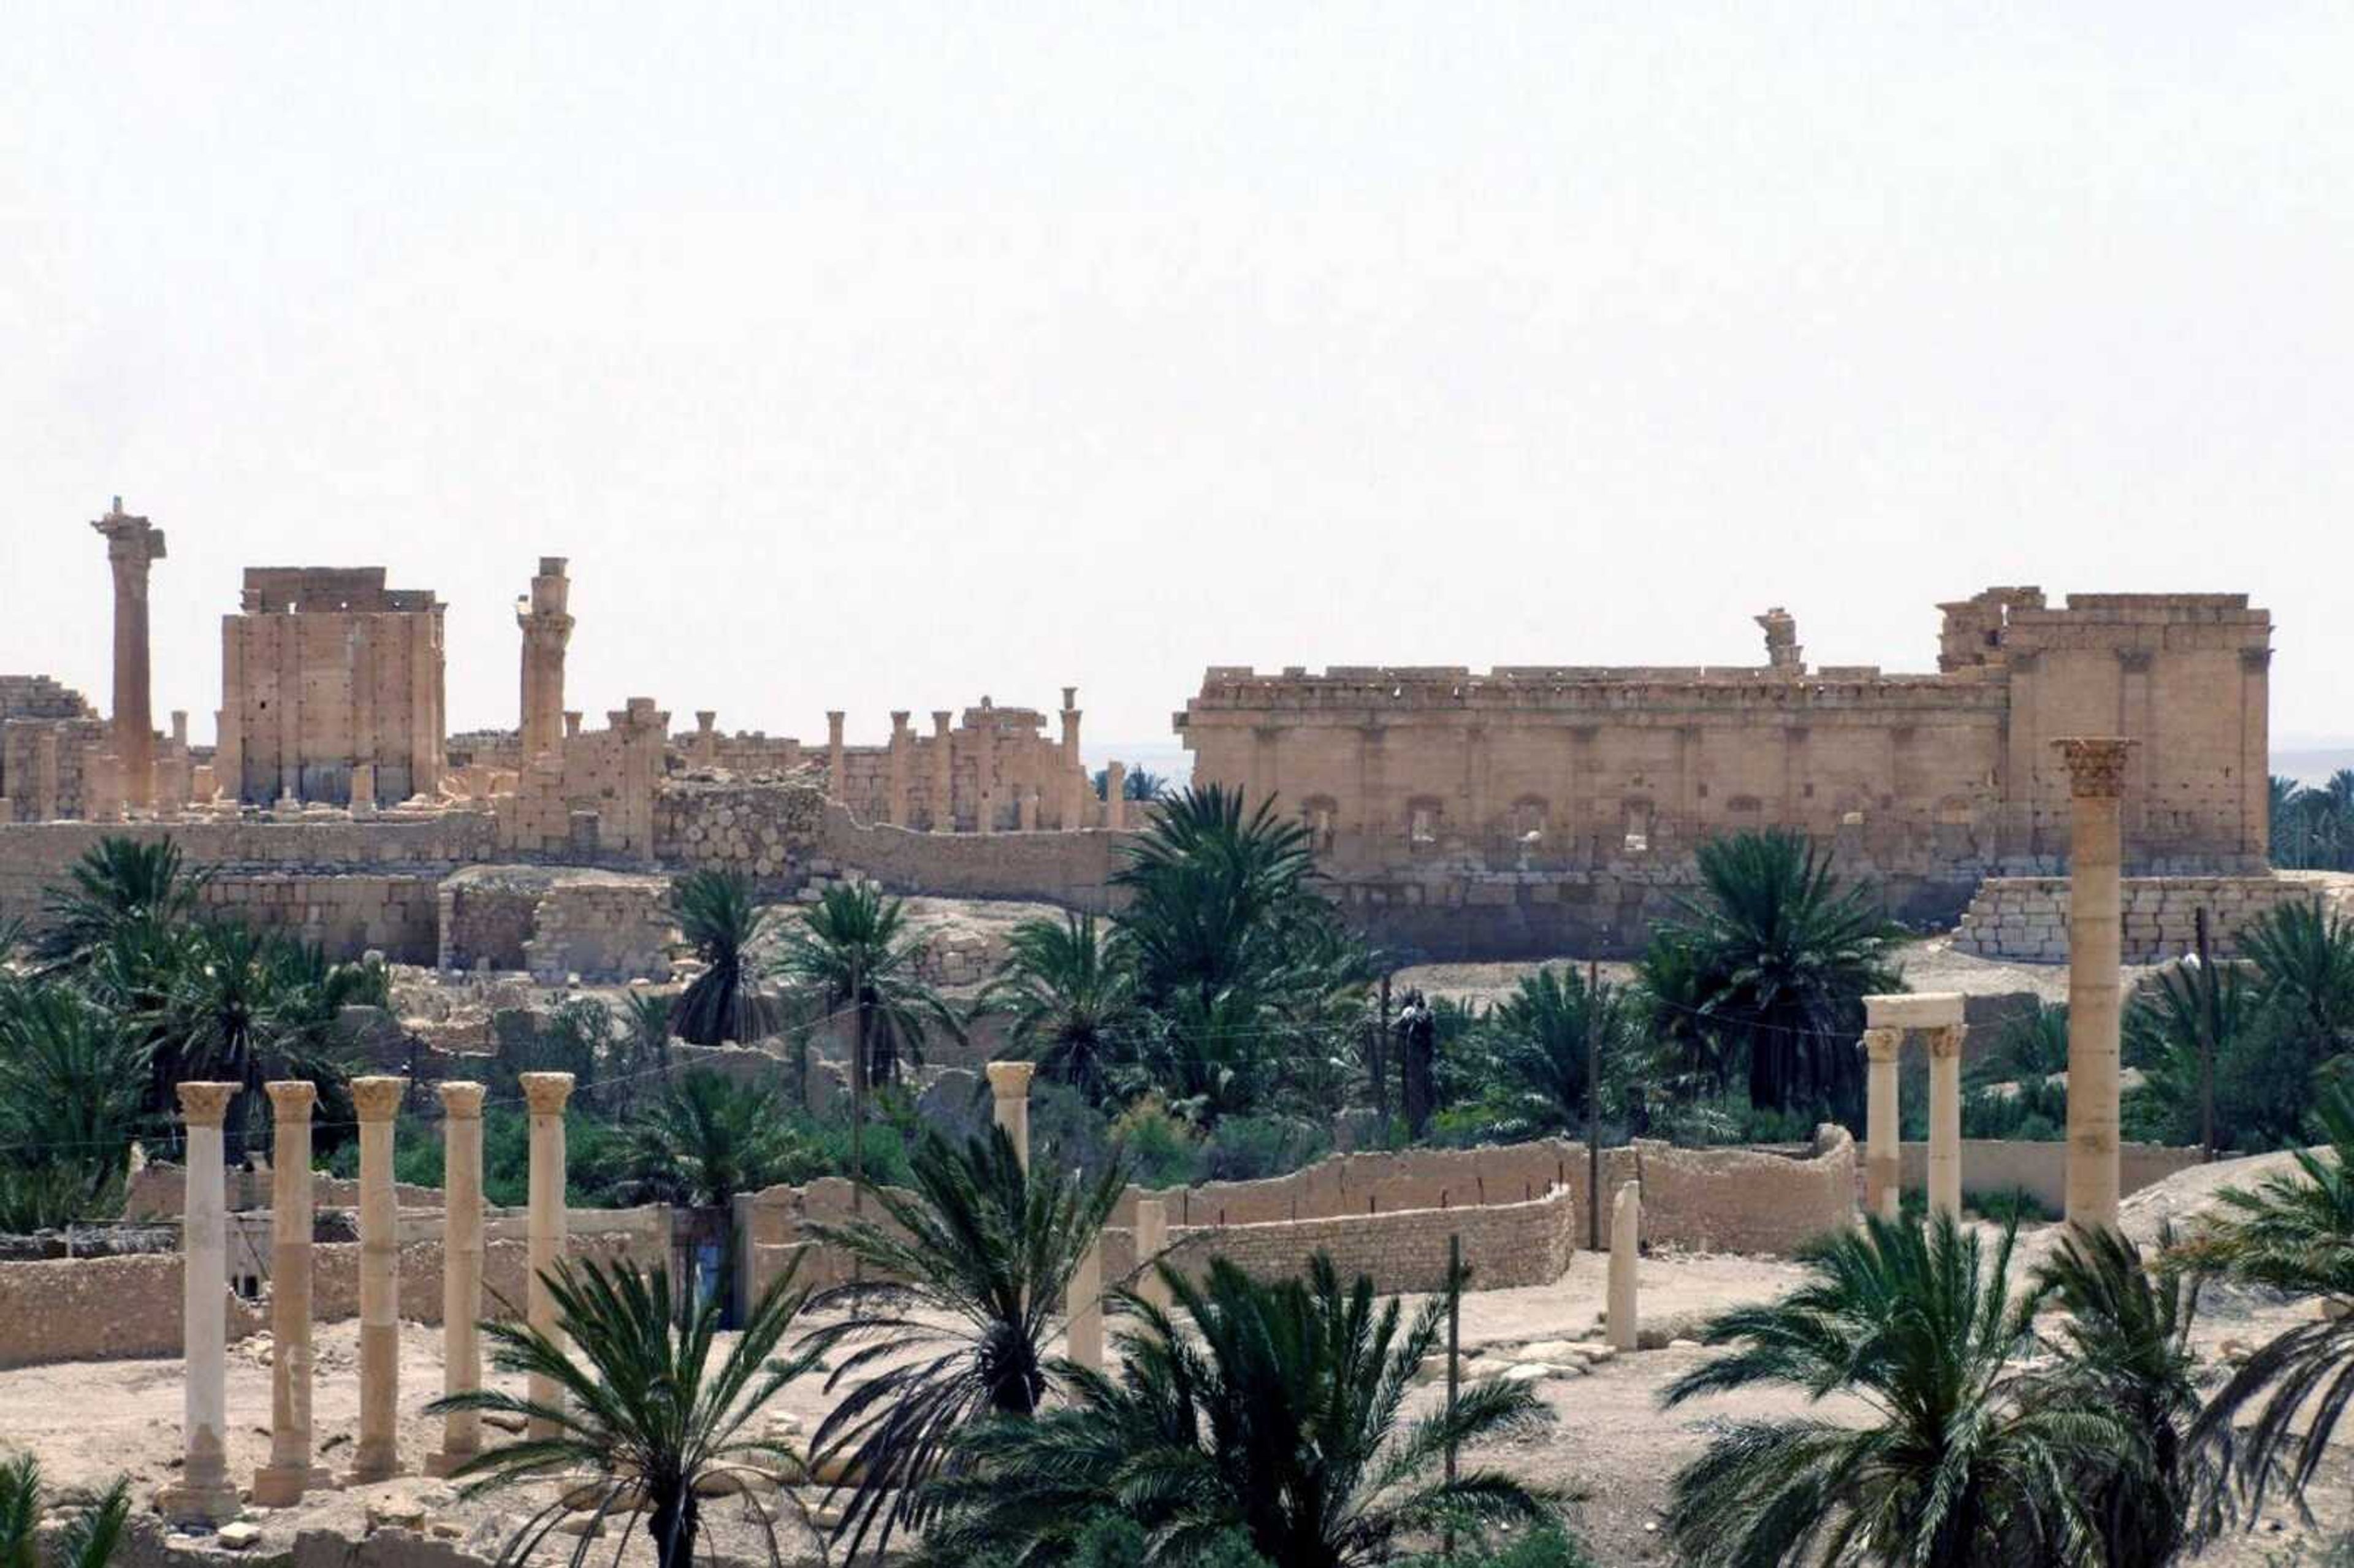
[177,1081,238,1127]
[2054,737,2134,799]
[437,1081,487,1120]
[985,1060,1037,1100]
[264,1080,318,1119]
[1926,1024,1967,1061]
[1862,1026,1903,1064]
[350,1076,408,1122]
[520,1071,576,1116]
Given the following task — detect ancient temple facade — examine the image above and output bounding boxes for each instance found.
[1178,590,2272,952]
[217,569,448,808]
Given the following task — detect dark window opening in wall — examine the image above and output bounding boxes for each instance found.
[1511,795,1548,849]
[1407,796,1443,848]
[1622,798,1652,853]
[1301,795,1339,855]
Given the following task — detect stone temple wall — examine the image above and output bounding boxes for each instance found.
[1181,590,2274,957]
[1954,871,2354,963]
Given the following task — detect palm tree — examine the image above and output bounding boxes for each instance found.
[771,881,961,1089]
[429,1259,823,1568]
[1113,783,1325,1008]
[623,1070,812,1208]
[669,870,774,1046]
[1661,1214,2128,1567]
[2027,1224,2219,1566]
[2179,1081,2354,1515]
[973,912,1139,1106]
[1650,829,1901,1119]
[2238,900,2354,1058]
[798,1125,1127,1561]
[1483,966,1647,1135]
[0,986,151,1225]
[32,835,206,973]
[0,1456,132,1568]
[917,1254,1553,1567]
[154,921,356,1159]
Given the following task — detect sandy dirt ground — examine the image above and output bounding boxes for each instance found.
[4,1229,2347,1566]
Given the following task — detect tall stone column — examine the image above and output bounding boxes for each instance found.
[986,1062,1036,1171]
[521,1072,576,1438]
[1927,1025,1964,1223]
[255,1082,327,1505]
[929,711,954,831]
[886,712,912,826]
[516,558,573,763]
[91,499,166,811]
[161,1082,240,1525]
[1105,761,1127,831]
[1059,690,1084,829]
[2059,737,2133,1231]
[975,705,998,834]
[826,712,847,802]
[426,1083,487,1477]
[349,1076,407,1482]
[693,711,719,768]
[1862,1026,1902,1222]
[1606,1181,1640,1352]
[1067,1234,1105,1370]
[1132,1198,1171,1311]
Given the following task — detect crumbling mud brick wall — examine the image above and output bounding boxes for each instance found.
[1180,591,2274,957]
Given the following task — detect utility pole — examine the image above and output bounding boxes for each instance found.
[850,949,866,1221]
[1444,1232,1461,1561]
[2196,907,2216,1162]
[1379,972,1394,1131]
[1585,929,1615,1246]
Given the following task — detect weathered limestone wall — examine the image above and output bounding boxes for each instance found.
[0,815,498,954]
[1895,1138,2202,1216]
[219,568,448,807]
[1181,591,2272,958]
[654,777,830,888]
[1954,872,2353,962]
[0,1210,667,1369]
[816,803,1132,910]
[520,875,673,983]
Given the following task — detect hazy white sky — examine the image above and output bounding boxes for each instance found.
[4,4,2349,757]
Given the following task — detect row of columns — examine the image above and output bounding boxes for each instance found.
[166,1072,578,1524]
[1857,735,2134,1235]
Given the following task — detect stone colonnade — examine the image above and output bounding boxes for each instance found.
[1858,993,1968,1222]
[173,1070,579,1515]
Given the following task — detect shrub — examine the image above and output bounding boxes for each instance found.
[1111,1095,1200,1187]
[1195,1112,1330,1182]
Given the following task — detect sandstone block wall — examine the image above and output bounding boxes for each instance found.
[1181,590,2273,959]
[1953,873,2352,962]
[521,876,674,983]
[219,568,448,807]
[196,874,441,962]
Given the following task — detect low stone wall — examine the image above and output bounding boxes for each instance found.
[521,874,674,983]
[817,803,1132,913]
[1113,1127,1857,1258]
[0,815,500,954]
[0,1211,668,1368]
[1897,1138,2203,1216]
[654,778,829,891]
[1953,872,2352,963]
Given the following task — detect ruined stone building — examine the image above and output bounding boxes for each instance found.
[217,568,448,808]
[1179,589,2273,953]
